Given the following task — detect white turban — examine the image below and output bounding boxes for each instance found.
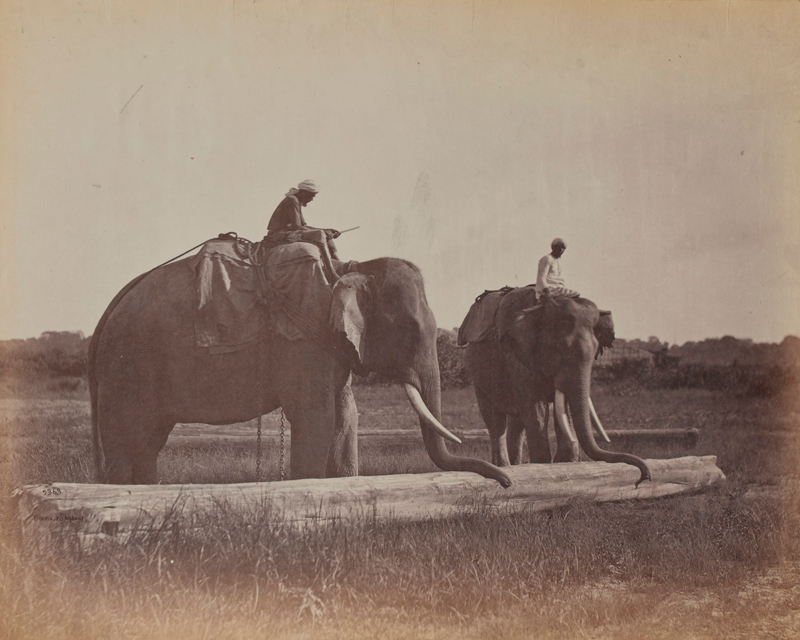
[286,179,319,197]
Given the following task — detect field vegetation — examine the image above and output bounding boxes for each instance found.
[1,333,800,638]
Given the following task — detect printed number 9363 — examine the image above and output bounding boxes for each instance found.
[43,487,62,496]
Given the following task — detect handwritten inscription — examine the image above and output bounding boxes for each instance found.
[32,514,87,522]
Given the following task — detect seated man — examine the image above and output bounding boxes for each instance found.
[267,179,341,281]
[535,237,578,299]
[268,180,340,255]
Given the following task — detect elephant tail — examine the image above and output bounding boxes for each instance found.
[88,271,152,482]
[90,394,106,483]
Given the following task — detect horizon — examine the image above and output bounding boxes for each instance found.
[2,1,799,345]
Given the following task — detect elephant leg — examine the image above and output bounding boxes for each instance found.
[506,415,526,465]
[131,449,159,484]
[326,374,358,477]
[553,401,580,463]
[131,416,176,483]
[104,448,134,484]
[475,387,510,467]
[276,341,338,479]
[96,390,148,483]
[282,397,336,479]
[104,433,158,484]
[525,402,552,464]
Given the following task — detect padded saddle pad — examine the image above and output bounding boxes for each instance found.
[190,239,332,350]
[457,290,508,346]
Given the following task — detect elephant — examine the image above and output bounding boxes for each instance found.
[89,250,512,487]
[459,287,650,487]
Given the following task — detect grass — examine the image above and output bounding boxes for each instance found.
[2,382,800,639]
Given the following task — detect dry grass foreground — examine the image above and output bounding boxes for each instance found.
[2,383,799,639]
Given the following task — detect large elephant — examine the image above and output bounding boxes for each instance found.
[460,287,650,486]
[89,251,512,487]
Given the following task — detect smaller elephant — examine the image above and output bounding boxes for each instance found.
[459,287,650,487]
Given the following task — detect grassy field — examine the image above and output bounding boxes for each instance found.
[2,382,800,639]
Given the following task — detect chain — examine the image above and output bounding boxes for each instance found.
[256,415,262,482]
[279,410,286,481]
[255,286,265,483]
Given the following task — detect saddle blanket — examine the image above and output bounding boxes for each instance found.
[457,285,580,346]
[457,290,508,346]
[189,239,332,350]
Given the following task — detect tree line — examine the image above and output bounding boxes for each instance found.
[1,330,798,398]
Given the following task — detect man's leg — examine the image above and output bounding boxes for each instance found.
[327,238,340,260]
[318,241,340,284]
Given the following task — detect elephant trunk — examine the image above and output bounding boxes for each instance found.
[411,365,512,488]
[559,372,651,487]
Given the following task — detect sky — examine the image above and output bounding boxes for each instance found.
[1,0,799,345]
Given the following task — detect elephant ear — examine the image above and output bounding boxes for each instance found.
[330,273,375,375]
[505,305,544,346]
[495,287,540,339]
[595,309,615,356]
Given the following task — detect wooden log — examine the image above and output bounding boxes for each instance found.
[602,428,700,447]
[354,428,700,445]
[13,456,724,547]
[168,425,700,446]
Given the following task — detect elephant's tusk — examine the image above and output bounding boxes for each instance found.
[554,390,578,444]
[403,384,462,444]
[588,397,612,443]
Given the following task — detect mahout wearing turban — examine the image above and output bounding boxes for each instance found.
[286,179,319,197]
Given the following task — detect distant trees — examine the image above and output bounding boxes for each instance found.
[436,329,470,389]
[1,330,798,398]
[0,332,89,396]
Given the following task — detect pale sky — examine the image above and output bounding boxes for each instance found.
[2,0,799,344]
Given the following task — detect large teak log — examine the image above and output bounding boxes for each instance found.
[13,456,724,546]
[169,425,700,447]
